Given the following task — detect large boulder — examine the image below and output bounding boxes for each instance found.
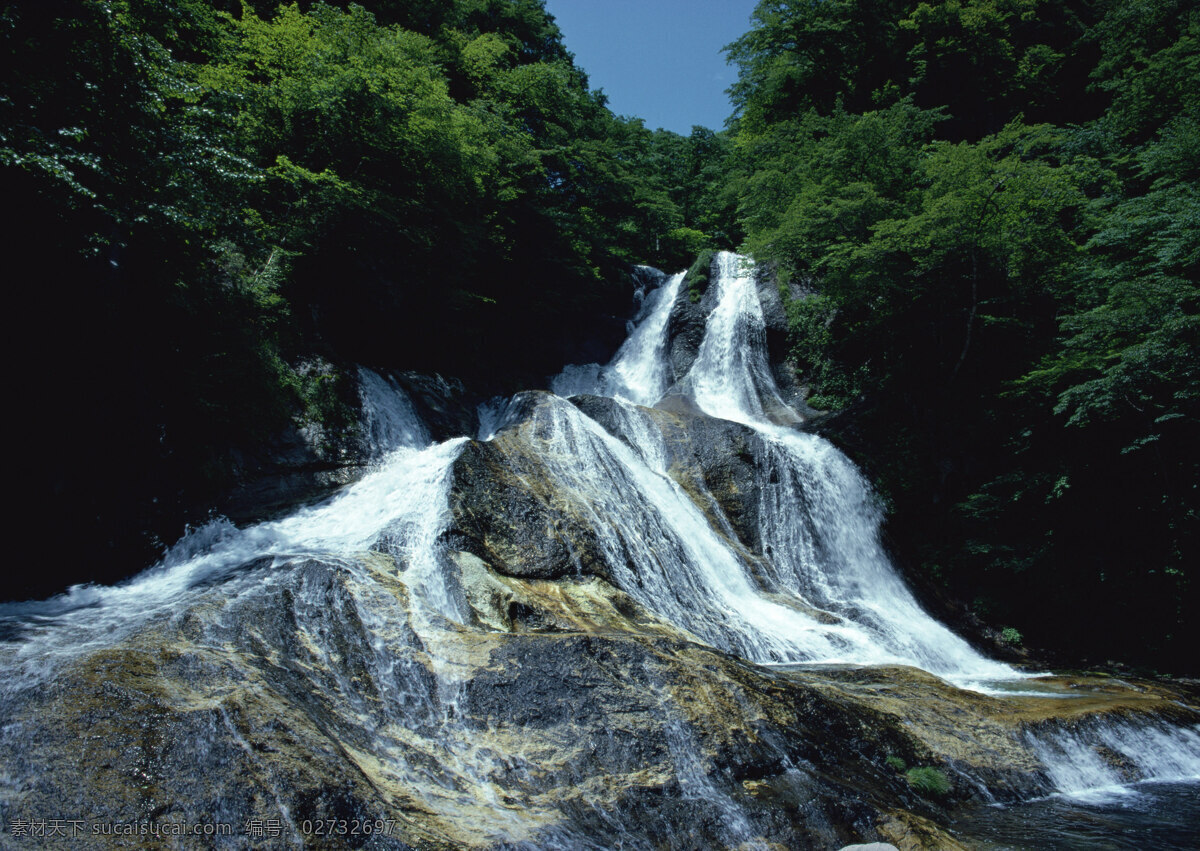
[446,393,617,581]
[569,394,766,557]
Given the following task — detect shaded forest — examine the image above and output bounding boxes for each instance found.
[724,0,1199,672]
[3,0,1196,673]
[2,0,729,593]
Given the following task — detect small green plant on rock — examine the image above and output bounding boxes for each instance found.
[884,755,906,772]
[905,766,951,797]
[1000,627,1023,647]
[685,249,715,303]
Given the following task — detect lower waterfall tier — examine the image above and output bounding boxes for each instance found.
[2,544,1195,849]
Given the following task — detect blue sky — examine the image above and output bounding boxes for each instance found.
[542,0,761,134]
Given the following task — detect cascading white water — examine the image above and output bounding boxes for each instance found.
[359,366,431,454]
[684,253,789,422]
[0,375,464,690]
[543,252,1200,810]
[627,254,1200,798]
[494,394,917,665]
[1025,719,1200,801]
[551,251,1017,689]
[551,268,684,406]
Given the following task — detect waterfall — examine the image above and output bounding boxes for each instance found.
[684,252,789,422]
[0,378,464,691]
[551,251,1017,690]
[478,393,912,665]
[1026,718,1200,801]
[551,267,684,406]
[687,256,1018,687]
[359,366,431,455]
[1,252,1197,846]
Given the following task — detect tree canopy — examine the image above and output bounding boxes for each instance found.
[1,0,732,595]
[725,0,1200,671]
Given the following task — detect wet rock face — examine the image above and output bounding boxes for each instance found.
[221,429,366,527]
[11,570,1189,851]
[1,557,942,850]
[675,409,767,553]
[568,394,766,555]
[753,262,791,354]
[454,632,922,849]
[447,417,614,582]
[664,255,722,383]
[664,293,707,383]
[455,392,772,574]
[391,372,481,442]
[2,556,442,850]
[751,261,816,416]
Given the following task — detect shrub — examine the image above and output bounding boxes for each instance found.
[905,766,951,796]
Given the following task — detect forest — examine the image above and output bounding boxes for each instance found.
[724,0,1199,673]
[3,0,1197,672]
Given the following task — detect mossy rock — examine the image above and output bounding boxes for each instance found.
[684,248,715,303]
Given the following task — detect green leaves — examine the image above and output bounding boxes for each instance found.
[728,0,1200,669]
[727,0,912,131]
[745,110,1084,405]
[1090,0,1200,142]
[4,0,730,576]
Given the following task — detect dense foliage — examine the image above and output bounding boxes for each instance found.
[725,0,1199,671]
[6,0,1193,674]
[1,0,730,595]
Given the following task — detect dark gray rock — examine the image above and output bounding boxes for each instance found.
[664,254,723,383]
[568,394,766,556]
[664,293,708,383]
[455,632,919,849]
[754,261,791,345]
[2,574,951,850]
[447,407,613,581]
[220,425,366,527]
[392,371,479,441]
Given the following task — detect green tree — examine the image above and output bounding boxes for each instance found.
[724,0,1200,670]
[726,0,913,132]
[2,0,703,596]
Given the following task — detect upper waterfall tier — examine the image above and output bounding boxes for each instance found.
[544,252,1019,689]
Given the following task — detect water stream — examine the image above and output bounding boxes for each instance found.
[551,251,1018,689]
[0,252,1197,845]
